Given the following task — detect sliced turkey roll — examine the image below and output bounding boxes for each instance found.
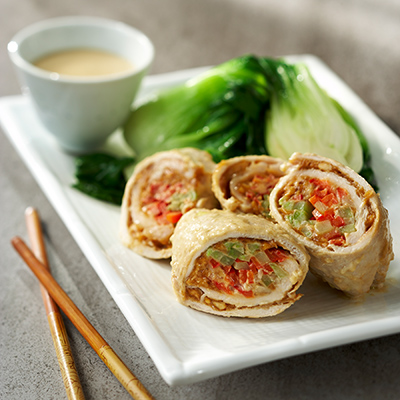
[212,155,285,220]
[171,209,309,318]
[269,152,394,297]
[120,148,219,259]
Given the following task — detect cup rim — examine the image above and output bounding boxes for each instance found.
[7,16,155,84]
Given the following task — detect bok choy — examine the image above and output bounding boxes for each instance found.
[72,153,134,205]
[123,54,376,187]
[263,60,363,173]
[124,55,270,163]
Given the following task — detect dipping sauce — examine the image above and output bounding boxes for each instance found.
[34,48,134,77]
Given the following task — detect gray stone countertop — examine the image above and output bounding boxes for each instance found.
[1,0,400,399]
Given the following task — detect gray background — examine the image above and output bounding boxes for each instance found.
[1,0,399,399]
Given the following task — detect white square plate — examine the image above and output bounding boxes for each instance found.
[1,55,399,386]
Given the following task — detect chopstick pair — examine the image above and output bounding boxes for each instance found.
[13,207,153,400]
[24,207,84,400]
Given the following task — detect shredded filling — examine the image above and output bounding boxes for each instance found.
[226,160,282,218]
[185,238,295,300]
[278,178,359,247]
[141,175,197,225]
[231,173,281,218]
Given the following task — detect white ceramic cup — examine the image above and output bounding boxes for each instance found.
[8,16,154,153]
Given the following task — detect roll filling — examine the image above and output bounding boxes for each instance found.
[212,155,285,219]
[278,176,364,248]
[187,239,302,307]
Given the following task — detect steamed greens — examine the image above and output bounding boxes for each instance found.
[263,60,363,172]
[123,55,376,186]
[124,55,270,163]
[73,153,134,205]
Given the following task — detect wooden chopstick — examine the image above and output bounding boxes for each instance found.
[11,236,154,400]
[25,207,85,400]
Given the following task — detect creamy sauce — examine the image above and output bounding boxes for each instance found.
[34,48,134,77]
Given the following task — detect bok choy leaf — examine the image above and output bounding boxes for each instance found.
[72,153,134,205]
[124,55,270,163]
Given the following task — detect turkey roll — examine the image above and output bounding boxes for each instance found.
[120,148,219,259]
[269,152,394,297]
[171,209,309,318]
[212,155,285,220]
